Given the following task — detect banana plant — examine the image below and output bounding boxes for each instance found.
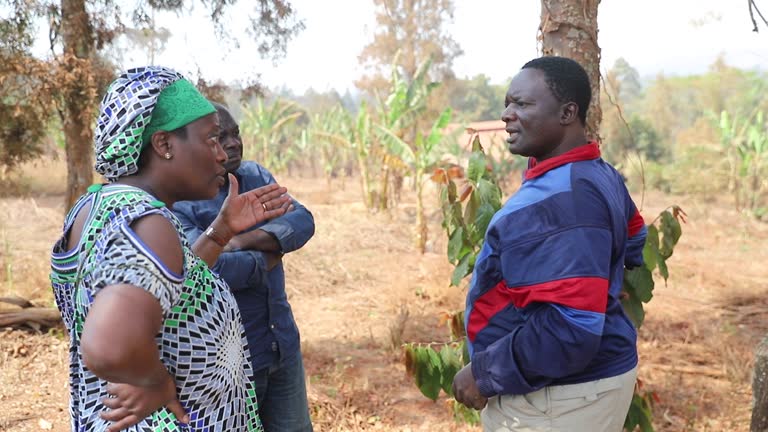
[377,107,453,253]
[310,104,379,208]
[373,56,440,212]
[718,109,768,216]
[740,111,767,215]
[240,98,304,173]
[303,108,352,190]
[381,56,438,134]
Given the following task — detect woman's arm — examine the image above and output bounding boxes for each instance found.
[83,284,188,432]
[81,284,166,385]
[81,213,188,431]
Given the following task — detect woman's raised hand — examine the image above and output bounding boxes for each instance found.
[215,174,291,238]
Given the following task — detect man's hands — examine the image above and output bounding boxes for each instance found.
[215,174,291,238]
[223,229,285,254]
[100,370,188,432]
[452,363,488,410]
[264,252,283,271]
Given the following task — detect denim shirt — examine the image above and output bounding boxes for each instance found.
[173,161,315,371]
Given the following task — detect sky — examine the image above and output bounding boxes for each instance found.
[33,0,768,92]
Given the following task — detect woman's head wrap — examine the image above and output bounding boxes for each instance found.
[94,66,216,181]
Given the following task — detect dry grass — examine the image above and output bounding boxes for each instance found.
[0,156,766,431]
[0,160,68,305]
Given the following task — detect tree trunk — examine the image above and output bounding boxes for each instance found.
[415,167,426,254]
[378,162,390,211]
[0,307,62,329]
[357,152,373,209]
[752,336,768,431]
[539,0,602,139]
[61,0,96,210]
[0,297,61,329]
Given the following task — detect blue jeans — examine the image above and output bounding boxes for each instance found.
[252,352,313,432]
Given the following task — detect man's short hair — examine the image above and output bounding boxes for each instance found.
[522,56,592,125]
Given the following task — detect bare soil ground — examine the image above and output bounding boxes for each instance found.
[1,156,766,431]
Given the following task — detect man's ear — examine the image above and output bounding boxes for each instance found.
[148,131,172,158]
[560,102,579,126]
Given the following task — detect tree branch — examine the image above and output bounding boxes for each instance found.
[601,69,646,210]
[749,0,768,32]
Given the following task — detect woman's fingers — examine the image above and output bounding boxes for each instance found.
[255,185,288,204]
[263,206,287,219]
[248,183,282,199]
[101,395,122,410]
[227,173,239,198]
[166,398,190,424]
[105,413,141,432]
[279,200,294,213]
[100,406,131,422]
[236,184,288,208]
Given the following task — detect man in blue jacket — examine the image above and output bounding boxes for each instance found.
[452,56,647,432]
[174,103,315,431]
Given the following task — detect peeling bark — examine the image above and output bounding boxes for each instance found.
[752,336,768,431]
[539,0,602,139]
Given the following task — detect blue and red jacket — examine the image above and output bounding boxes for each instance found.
[466,142,647,397]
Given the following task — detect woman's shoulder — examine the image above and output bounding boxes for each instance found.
[90,186,187,283]
[83,184,184,249]
[93,184,174,221]
[128,213,184,277]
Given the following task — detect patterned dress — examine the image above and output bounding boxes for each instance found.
[50,184,263,431]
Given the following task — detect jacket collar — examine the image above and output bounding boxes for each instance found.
[525,142,601,180]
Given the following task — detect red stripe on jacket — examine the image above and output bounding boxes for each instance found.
[467,277,609,342]
[628,209,645,237]
[525,142,601,180]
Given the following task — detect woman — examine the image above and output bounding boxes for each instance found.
[50,66,290,431]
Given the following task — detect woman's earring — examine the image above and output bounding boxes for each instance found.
[165,153,172,160]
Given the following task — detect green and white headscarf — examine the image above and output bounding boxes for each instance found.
[94,66,216,181]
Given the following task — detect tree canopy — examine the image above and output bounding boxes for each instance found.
[0,0,304,207]
[356,0,462,96]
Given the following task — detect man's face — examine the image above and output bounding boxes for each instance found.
[217,107,243,174]
[501,68,565,160]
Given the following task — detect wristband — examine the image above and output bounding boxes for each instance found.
[204,226,228,247]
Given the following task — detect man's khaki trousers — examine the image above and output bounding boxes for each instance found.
[481,367,637,432]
